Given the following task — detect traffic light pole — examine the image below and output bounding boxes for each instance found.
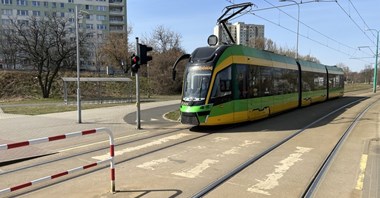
[135,37,141,129]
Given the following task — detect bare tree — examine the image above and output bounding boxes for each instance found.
[337,63,350,82]
[145,25,182,53]
[142,25,185,95]
[361,65,373,84]
[3,16,88,98]
[99,27,133,73]
[0,28,18,69]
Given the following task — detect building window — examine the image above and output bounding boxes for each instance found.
[60,3,64,8]
[43,1,48,7]
[97,6,106,11]
[97,24,107,30]
[17,0,27,6]
[32,1,40,6]
[86,24,93,29]
[2,19,12,25]
[2,9,12,15]
[17,10,29,16]
[60,12,65,17]
[85,5,93,10]
[52,2,56,8]
[68,0,74,2]
[17,20,28,25]
[32,10,41,16]
[2,0,13,5]
[96,15,106,21]
[68,8,74,13]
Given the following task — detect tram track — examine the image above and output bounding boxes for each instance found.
[303,98,380,197]
[191,96,371,197]
[1,122,245,197]
[1,91,375,197]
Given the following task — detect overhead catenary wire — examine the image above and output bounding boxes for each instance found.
[223,0,373,64]
[335,1,376,46]
[347,0,376,39]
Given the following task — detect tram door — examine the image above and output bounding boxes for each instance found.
[234,65,249,123]
[247,65,270,120]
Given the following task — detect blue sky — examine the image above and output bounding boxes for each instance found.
[128,0,380,72]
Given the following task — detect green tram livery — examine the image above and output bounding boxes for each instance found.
[174,44,344,126]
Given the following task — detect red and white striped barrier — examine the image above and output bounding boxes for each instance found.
[0,127,116,195]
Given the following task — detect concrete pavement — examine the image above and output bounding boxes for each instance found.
[0,100,181,164]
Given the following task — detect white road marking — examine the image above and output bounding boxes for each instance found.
[170,139,260,178]
[58,131,150,153]
[92,133,191,161]
[137,157,170,170]
[247,146,313,195]
[136,139,260,178]
[217,141,261,158]
[212,137,229,142]
[150,118,159,121]
[172,159,219,178]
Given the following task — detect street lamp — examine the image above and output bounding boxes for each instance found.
[279,0,301,59]
[75,5,89,123]
[366,28,379,93]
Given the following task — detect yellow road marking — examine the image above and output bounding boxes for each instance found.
[355,154,368,190]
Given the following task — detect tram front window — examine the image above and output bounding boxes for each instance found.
[183,70,211,102]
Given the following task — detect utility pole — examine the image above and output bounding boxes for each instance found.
[75,5,82,123]
[135,37,141,129]
[366,28,379,93]
[374,31,378,93]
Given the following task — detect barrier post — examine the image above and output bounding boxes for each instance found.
[0,127,116,195]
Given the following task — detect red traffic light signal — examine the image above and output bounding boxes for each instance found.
[131,55,140,73]
[138,44,153,65]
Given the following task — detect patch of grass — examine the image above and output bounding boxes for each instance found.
[164,110,180,122]
[344,83,372,92]
[1,103,127,115]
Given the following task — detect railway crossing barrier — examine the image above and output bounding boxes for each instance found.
[0,127,116,195]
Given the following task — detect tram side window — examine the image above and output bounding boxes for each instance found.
[314,73,326,90]
[248,65,260,98]
[236,65,248,99]
[329,74,336,88]
[302,71,314,91]
[273,68,283,95]
[283,69,298,93]
[210,67,232,104]
[329,74,342,88]
[261,67,273,96]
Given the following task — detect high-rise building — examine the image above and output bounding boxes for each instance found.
[0,0,127,70]
[214,22,264,46]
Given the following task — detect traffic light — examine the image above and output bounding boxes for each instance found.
[131,55,140,73]
[138,44,153,64]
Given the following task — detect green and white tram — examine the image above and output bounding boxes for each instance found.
[173,44,344,126]
[172,2,344,126]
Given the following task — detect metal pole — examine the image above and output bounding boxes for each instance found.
[374,31,378,93]
[280,0,300,59]
[295,2,300,59]
[135,37,141,129]
[75,5,82,123]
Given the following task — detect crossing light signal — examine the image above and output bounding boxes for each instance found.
[131,55,140,73]
[138,44,153,65]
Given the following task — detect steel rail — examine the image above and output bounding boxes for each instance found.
[191,97,366,198]
[303,98,379,197]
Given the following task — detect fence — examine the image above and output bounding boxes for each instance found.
[0,127,115,195]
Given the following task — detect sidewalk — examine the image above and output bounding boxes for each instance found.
[0,100,180,164]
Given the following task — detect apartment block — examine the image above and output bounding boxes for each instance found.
[0,0,127,70]
[214,22,265,46]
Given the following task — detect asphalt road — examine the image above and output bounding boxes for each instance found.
[124,104,180,127]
